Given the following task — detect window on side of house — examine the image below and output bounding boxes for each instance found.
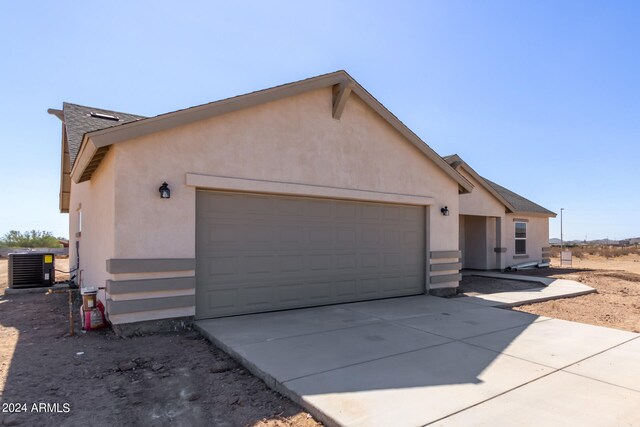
[77,208,82,238]
[515,222,526,254]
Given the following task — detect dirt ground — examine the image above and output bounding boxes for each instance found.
[512,255,640,333]
[0,258,321,427]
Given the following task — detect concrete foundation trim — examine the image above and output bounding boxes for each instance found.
[430,273,462,285]
[106,276,195,295]
[430,250,462,259]
[112,316,193,337]
[106,258,196,274]
[186,173,434,206]
[428,287,457,297]
[107,295,195,315]
[430,262,462,272]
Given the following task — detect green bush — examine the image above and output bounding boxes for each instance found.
[0,230,63,248]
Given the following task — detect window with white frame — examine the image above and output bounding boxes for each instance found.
[77,207,82,237]
[515,222,527,254]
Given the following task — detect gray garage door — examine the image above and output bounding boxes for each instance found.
[195,191,425,319]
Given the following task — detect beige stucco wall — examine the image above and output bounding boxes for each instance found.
[503,214,550,269]
[68,149,116,302]
[457,168,505,217]
[457,169,503,270]
[112,88,460,260]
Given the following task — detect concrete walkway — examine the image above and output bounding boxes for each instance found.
[196,295,640,427]
[458,270,596,307]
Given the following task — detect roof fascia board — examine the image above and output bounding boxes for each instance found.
[508,211,557,218]
[59,126,71,213]
[70,135,98,183]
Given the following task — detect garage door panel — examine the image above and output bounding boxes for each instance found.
[337,253,357,270]
[279,225,304,244]
[335,279,357,296]
[305,200,333,218]
[383,205,405,220]
[402,275,423,291]
[199,252,418,285]
[360,253,380,268]
[335,203,357,219]
[308,226,333,245]
[244,285,275,306]
[208,256,237,276]
[196,191,425,319]
[360,204,382,220]
[384,253,401,267]
[197,288,237,313]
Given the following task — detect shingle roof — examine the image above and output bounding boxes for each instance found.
[63,102,146,167]
[482,177,556,216]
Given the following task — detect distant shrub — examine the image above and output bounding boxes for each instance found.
[0,230,62,248]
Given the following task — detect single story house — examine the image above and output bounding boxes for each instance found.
[49,70,554,334]
[443,155,555,270]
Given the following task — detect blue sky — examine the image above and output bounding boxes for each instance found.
[1,1,638,241]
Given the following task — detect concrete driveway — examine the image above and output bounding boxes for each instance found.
[196,295,640,427]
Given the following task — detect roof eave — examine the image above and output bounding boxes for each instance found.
[70,134,102,183]
[511,210,557,218]
[48,108,71,212]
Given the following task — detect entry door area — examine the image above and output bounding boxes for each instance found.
[195,191,426,319]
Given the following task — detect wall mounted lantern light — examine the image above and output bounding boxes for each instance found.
[440,206,449,216]
[159,182,171,199]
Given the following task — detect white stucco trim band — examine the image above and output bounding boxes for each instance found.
[185,173,435,206]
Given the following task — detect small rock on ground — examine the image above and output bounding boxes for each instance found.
[118,361,136,371]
